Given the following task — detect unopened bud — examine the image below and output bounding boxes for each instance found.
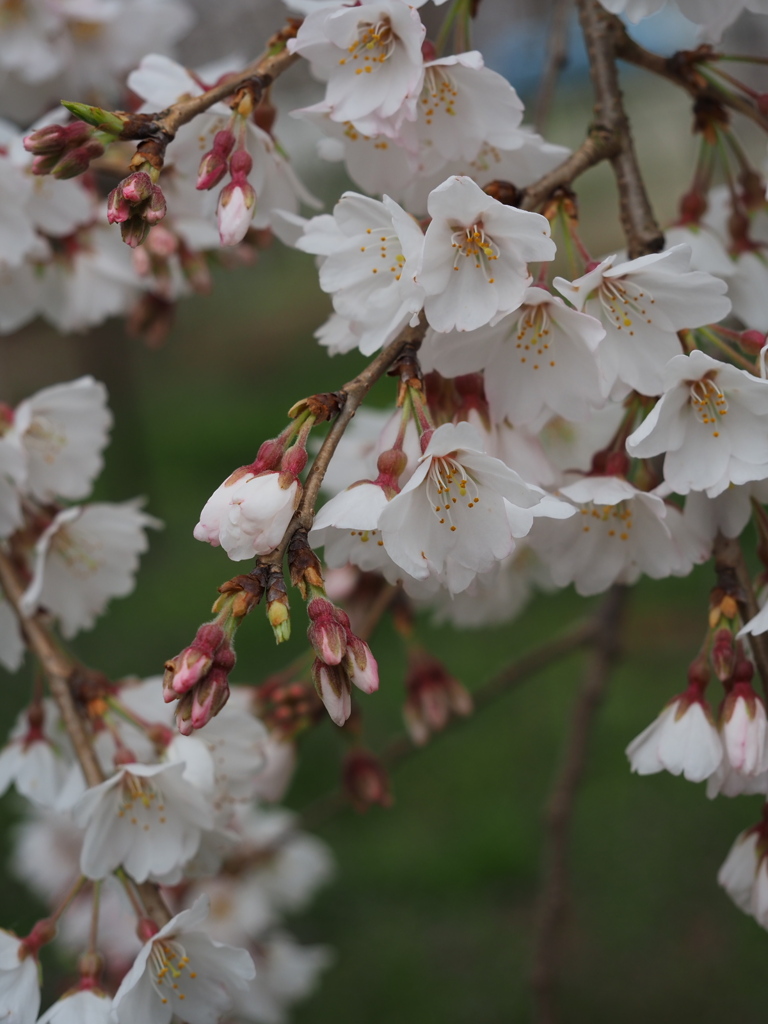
[376,447,408,481]
[268,600,291,643]
[344,635,379,694]
[51,139,104,179]
[312,658,352,726]
[121,171,153,204]
[687,653,710,690]
[107,186,131,224]
[175,691,195,735]
[217,181,257,246]
[197,150,229,191]
[740,329,767,355]
[190,667,231,729]
[143,185,167,225]
[230,148,253,179]
[711,627,737,682]
[342,748,393,811]
[23,123,68,155]
[120,216,151,249]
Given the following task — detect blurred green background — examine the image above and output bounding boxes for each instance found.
[2,48,768,1024]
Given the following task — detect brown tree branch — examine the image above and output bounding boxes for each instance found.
[612,25,768,134]
[298,613,600,832]
[712,532,768,702]
[575,0,664,259]
[530,584,627,1024]
[0,549,171,926]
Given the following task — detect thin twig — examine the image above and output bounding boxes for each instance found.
[530,584,627,1024]
[612,23,768,134]
[575,0,663,259]
[712,532,768,702]
[520,127,622,212]
[534,0,574,134]
[0,549,172,926]
[298,615,599,831]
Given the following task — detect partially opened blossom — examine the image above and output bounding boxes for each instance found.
[20,500,160,637]
[529,476,706,595]
[378,420,543,594]
[289,0,426,135]
[7,376,111,502]
[626,690,723,782]
[194,468,300,561]
[73,760,215,882]
[626,350,768,497]
[721,683,768,777]
[111,895,255,1024]
[418,175,555,333]
[554,245,731,396]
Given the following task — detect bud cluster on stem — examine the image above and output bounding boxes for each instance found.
[163,618,235,734]
[23,120,106,179]
[107,171,167,248]
[403,651,473,746]
[308,595,379,727]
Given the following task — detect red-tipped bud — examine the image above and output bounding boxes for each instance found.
[252,437,287,473]
[23,123,68,155]
[404,653,473,745]
[121,171,153,204]
[190,666,231,729]
[31,153,60,175]
[175,691,195,735]
[107,185,131,224]
[421,38,437,61]
[197,150,229,191]
[143,185,167,225]
[711,627,737,683]
[229,148,253,179]
[740,329,767,355]
[344,635,379,694]
[307,598,347,665]
[280,443,308,477]
[311,658,352,726]
[376,447,408,481]
[50,139,104,179]
[120,216,151,249]
[342,748,393,811]
[136,918,159,942]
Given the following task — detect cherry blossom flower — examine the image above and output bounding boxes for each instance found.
[418,175,555,333]
[230,934,333,1024]
[73,760,215,882]
[720,684,768,777]
[7,376,111,502]
[37,988,113,1024]
[378,420,543,594]
[0,700,77,809]
[297,191,424,355]
[194,468,300,561]
[289,0,426,135]
[626,350,768,497]
[718,824,768,928]
[529,476,707,595]
[422,286,606,425]
[626,690,723,782]
[0,929,40,1024]
[553,245,731,397]
[20,500,160,638]
[111,895,255,1024]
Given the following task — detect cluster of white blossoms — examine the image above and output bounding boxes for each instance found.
[0,378,333,1022]
[7,0,768,1016]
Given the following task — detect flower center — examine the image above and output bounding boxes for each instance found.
[579,502,633,540]
[426,456,480,531]
[421,67,458,124]
[509,304,557,371]
[25,415,67,466]
[150,939,198,1006]
[118,774,167,827]
[450,224,499,282]
[341,19,396,73]
[359,227,405,279]
[52,525,104,579]
[689,377,728,437]
[598,277,655,336]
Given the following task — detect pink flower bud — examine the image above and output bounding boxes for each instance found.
[197,150,229,191]
[120,216,151,249]
[175,691,195,735]
[342,748,393,811]
[107,185,131,224]
[740,330,767,355]
[143,185,167,225]
[120,171,153,204]
[31,153,60,175]
[312,658,352,727]
[190,666,231,729]
[344,635,379,694]
[229,148,253,179]
[51,139,104,179]
[23,124,68,156]
[217,181,256,246]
